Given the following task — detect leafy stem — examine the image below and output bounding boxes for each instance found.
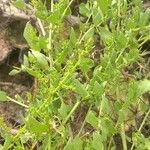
[121,123,128,150]
[63,100,80,125]
[130,108,150,150]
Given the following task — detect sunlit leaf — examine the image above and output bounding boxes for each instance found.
[96,0,111,16]
[32,0,49,20]
[0,91,7,102]
[138,79,150,96]
[92,133,104,150]
[31,50,49,69]
[24,23,39,51]
[79,3,90,17]
[71,77,89,98]
[86,110,98,128]
[13,0,25,10]
[64,137,83,150]
[26,115,48,135]
[79,58,94,73]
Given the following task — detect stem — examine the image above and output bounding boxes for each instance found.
[48,0,54,67]
[61,0,74,20]
[131,25,150,32]
[77,105,92,136]
[37,18,46,36]
[121,123,128,150]
[130,108,150,150]
[7,96,28,108]
[117,0,121,31]
[79,26,94,44]
[138,36,150,48]
[63,101,80,125]
[115,48,126,63]
[138,109,150,132]
[78,13,92,42]
[108,104,122,150]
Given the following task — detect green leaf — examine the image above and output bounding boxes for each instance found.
[72,137,83,150]
[92,133,104,150]
[96,0,111,17]
[70,28,77,47]
[3,134,13,150]
[71,77,89,98]
[99,27,113,44]
[101,117,116,137]
[13,0,25,10]
[79,3,90,17]
[22,67,40,78]
[114,31,128,49]
[26,116,48,135]
[124,48,139,65]
[24,23,47,52]
[114,101,122,112]
[139,101,148,113]
[118,109,125,124]
[48,10,61,25]
[101,96,110,114]
[139,10,150,27]
[132,0,143,9]
[93,8,102,26]
[9,69,21,76]
[32,0,49,20]
[93,81,105,97]
[125,18,137,30]
[24,23,39,51]
[58,102,70,119]
[48,0,71,24]
[90,67,102,86]
[84,27,94,41]
[20,133,31,144]
[79,58,94,73]
[124,81,139,108]
[64,137,83,150]
[23,55,29,67]
[86,110,98,128]
[0,91,7,102]
[38,134,51,150]
[55,42,72,64]
[138,79,150,96]
[145,138,150,150]
[31,50,49,69]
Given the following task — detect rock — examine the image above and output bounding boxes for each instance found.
[0,38,12,64]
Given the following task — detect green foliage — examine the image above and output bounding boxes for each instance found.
[138,79,150,95]
[13,0,26,10]
[92,132,104,150]
[86,110,98,128]
[64,137,83,150]
[31,0,49,20]
[9,69,21,76]
[79,3,90,17]
[1,0,150,149]
[24,23,47,51]
[132,132,150,150]
[26,115,49,136]
[0,91,7,102]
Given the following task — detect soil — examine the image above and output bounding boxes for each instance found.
[0,16,33,134]
[0,48,33,126]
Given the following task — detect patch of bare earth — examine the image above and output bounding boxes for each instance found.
[0,21,33,145]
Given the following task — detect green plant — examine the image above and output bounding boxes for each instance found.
[0,0,150,149]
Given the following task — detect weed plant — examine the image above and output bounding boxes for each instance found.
[0,0,150,149]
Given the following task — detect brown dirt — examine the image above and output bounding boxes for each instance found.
[0,18,33,130]
[0,48,33,128]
